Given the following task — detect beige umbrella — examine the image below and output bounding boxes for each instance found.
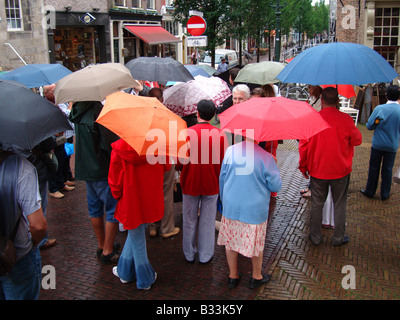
[54,63,141,105]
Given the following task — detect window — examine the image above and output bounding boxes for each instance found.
[5,0,23,31]
[114,0,127,7]
[147,0,155,10]
[164,21,178,36]
[132,0,142,8]
[374,7,399,68]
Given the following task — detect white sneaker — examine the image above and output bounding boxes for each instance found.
[112,266,129,284]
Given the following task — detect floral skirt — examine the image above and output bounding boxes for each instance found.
[217,216,267,258]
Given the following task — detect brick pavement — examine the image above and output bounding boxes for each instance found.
[38,125,400,300]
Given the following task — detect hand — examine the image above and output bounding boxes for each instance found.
[301,171,309,179]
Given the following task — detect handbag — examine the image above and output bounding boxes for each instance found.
[44,151,58,173]
[393,166,400,184]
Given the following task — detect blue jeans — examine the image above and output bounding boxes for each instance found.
[0,247,42,300]
[116,224,156,289]
[86,180,118,223]
[365,147,397,199]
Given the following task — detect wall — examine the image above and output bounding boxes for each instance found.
[0,0,49,70]
[335,0,366,44]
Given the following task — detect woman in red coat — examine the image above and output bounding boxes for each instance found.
[108,138,171,290]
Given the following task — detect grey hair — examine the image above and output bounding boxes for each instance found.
[232,84,251,99]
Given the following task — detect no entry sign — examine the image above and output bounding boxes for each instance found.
[187,15,206,36]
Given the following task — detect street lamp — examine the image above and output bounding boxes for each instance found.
[273,0,285,62]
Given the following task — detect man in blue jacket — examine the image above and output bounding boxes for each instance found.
[361,85,400,200]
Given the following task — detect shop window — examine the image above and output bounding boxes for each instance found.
[5,0,23,31]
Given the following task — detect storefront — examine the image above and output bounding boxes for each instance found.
[110,9,181,65]
[47,11,110,71]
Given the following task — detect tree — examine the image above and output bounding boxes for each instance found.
[172,0,230,67]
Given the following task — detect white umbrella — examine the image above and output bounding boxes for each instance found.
[163,76,231,117]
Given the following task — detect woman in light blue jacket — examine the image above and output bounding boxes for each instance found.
[217,139,282,289]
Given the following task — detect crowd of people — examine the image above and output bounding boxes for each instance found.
[1,63,400,299]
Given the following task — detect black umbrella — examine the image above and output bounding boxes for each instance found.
[0,80,72,150]
[125,57,194,83]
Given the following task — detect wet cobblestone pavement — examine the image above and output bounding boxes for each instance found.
[39,125,400,301]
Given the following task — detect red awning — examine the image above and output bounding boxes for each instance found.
[124,25,181,45]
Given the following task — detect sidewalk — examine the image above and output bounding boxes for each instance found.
[39,125,400,300]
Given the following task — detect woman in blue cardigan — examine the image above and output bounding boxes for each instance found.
[217,138,282,289]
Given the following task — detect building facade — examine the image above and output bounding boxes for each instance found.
[335,0,400,74]
[0,0,184,72]
[0,0,49,70]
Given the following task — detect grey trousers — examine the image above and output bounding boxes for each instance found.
[182,194,218,263]
[309,174,350,245]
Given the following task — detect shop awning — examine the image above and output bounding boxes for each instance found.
[124,25,181,45]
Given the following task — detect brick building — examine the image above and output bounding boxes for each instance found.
[335,0,399,74]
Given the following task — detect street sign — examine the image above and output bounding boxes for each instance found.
[187,15,206,36]
[187,36,208,47]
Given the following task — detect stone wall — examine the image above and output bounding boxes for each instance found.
[0,0,49,70]
[44,0,109,13]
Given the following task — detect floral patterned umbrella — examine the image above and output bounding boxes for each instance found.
[163,76,231,117]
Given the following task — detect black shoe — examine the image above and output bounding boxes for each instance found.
[333,235,350,246]
[96,242,120,257]
[248,274,271,289]
[228,274,241,289]
[381,196,389,201]
[360,189,373,198]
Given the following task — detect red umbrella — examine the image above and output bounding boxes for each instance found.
[320,84,356,99]
[219,97,331,142]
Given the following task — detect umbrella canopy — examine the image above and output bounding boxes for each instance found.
[184,65,211,78]
[219,96,331,142]
[234,61,286,85]
[0,64,72,88]
[0,80,72,150]
[277,42,399,85]
[192,64,217,76]
[125,57,194,83]
[96,92,188,159]
[54,63,140,105]
[320,84,356,99]
[163,76,231,117]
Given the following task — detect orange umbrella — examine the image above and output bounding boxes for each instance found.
[320,84,356,99]
[96,91,188,159]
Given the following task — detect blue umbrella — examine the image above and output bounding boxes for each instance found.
[277,42,399,86]
[184,65,211,78]
[0,64,72,88]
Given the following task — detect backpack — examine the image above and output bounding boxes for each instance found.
[0,151,21,276]
[0,217,20,276]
